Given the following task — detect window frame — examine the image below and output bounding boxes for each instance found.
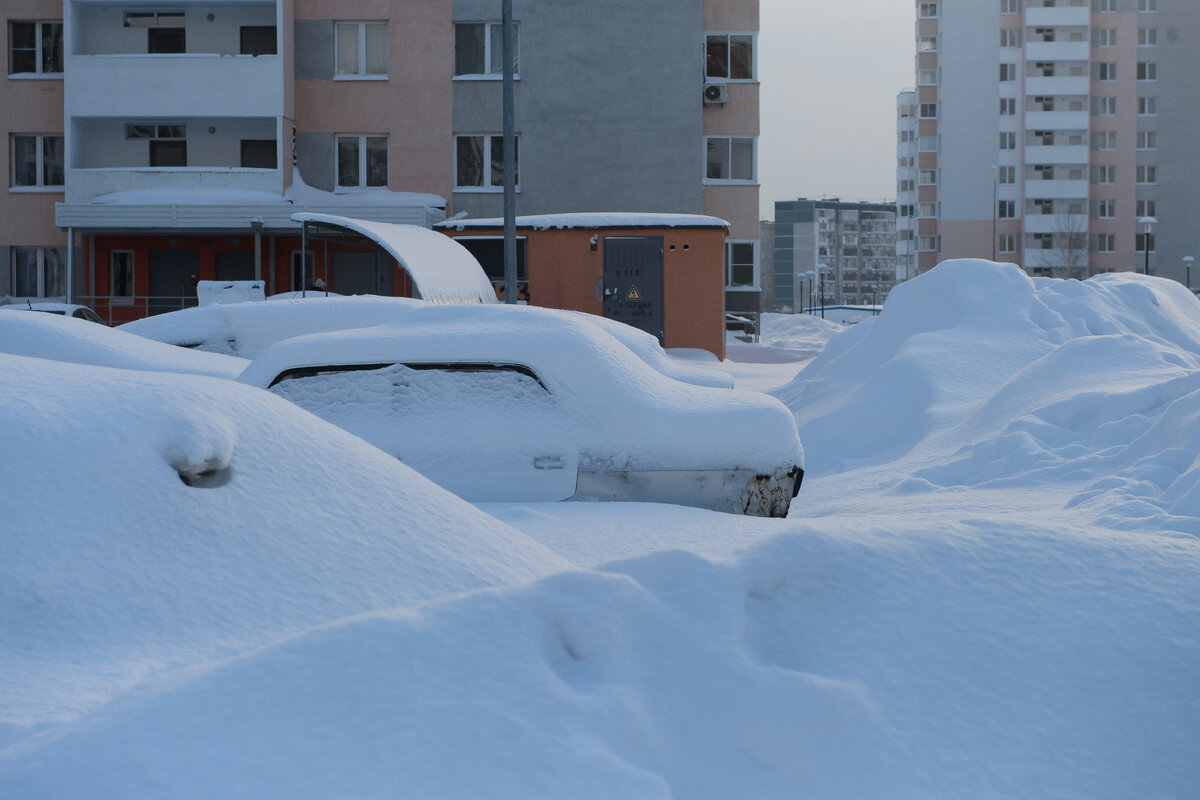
[8,20,63,77]
[110,250,135,303]
[704,31,756,83]
[703,136,757,185]
[725,239,758,290]
[454,133,520,192]
[334,21,388,80]
[10,246,66,298]
[335,134,389,190]
[10,133,64,190]
[453,21,520,80]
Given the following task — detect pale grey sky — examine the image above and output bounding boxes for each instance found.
[758,0,916,219]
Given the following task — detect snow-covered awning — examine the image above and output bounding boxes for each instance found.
[434,212,730,231]
[292,213,498,305]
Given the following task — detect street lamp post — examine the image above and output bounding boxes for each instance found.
[1184,256,1195,295]
[1139,216,1157,275]
[817,263,827,320]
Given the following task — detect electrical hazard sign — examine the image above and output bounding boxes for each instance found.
[626,285,643,301]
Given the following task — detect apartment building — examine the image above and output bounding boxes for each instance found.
[896,89,919,282]
[909,0,1198,283]
[773,198,899,312]
[4,0,761,322]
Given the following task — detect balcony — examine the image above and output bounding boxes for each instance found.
[1023,214,1088,234]
[1024,76,1089,96]
[1024,111,1089,130]
[1025,42,1091,62]
[65,166,282,204]
[66,54,283,118]
[1025,6,1090,27]
[1024,145,1089,164]
[1024,180,1089,200]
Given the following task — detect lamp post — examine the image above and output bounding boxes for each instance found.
[817,263,827,319]
[1138,216,1157,275]
[1184,256,1195,295]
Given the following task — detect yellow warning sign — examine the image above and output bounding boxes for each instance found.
[626,285,643,301]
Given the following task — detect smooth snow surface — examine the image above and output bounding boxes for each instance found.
[0,311,246,377]
[436,212,729,230]
[3,259,1197,799]
[292,213,497,304]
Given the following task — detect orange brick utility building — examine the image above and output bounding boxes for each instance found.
[436,213,729,360]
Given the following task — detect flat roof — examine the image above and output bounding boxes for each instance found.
[435,212,730,231]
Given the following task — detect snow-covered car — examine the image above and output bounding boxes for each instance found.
[1,301,105,324]
[238,304,804,516]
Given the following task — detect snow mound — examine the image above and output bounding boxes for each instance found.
[0,355,568,730]
[778,260,1200,533]
[0,311,246,378]
[120,295,425,358]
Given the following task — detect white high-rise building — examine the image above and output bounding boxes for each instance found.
[907,0,1198,284]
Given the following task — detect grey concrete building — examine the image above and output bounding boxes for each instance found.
[773,199,898,312]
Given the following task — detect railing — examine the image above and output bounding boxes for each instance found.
[76,295,198,326]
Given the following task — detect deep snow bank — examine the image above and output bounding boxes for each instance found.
[779,261,1200,533]
[0,355,568,730]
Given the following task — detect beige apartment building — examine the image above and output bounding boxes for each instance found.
[905,0,1198,284]
[4,0,762,323]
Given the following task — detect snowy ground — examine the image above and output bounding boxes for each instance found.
[2,260,1198,798]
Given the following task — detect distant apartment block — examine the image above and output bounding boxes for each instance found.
[3,0,761,322]
[905,0,1200,284]
[773,198,898,312]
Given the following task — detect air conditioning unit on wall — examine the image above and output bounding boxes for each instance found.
[703,83,727,105]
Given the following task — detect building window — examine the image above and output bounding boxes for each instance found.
[1097,0,1116,12]
[11,134,64,188]
[898,179,915,192]
[1136,165,1156,184]
[8,21,63,75]
[1000,131,1017,150]
[1093,199,1116,219]
[1095,234,1115,253]
[455,237,528,282]
[919,135,938,152]
[1001,0,1020,13]
[241,139,277,169]
[919,102,937,118]
[917,235,940,252]
[918,169,937,185]
[1095,28,1117,47]
[128,124,187,167]
[1000,98,1016,115]
[1137,131,1157,150]
[705,136,755,182]
[111,251,134,301]
[1000,63,1017,82]
[336,21,388,77]
[1137,200,1156,218]
[454,22,518,77]
[291,251,315,291]
[1139,0,1157,11]
[1095,62,1116,81]
[726,241,757,288]
[337,135,388,188]
[998,200,1016,219]
[1137,96,1157,115]
[1136,233,1156,252]
[1138,62,1157,81]
[1000,29,1021,48]
[11,247,66,297]
[1093,96,1117,116]
[998,166,1016,184]
[999,234,1018,254]
[1139,28,1157,46]
[918,36,937,52]
[1091,130,1117,150]
[918,68,938,85]
[705,33,754,81]
[240,26,277,56]
[919,3,939,18]
[456,134,519,190]
[918,202,938,217]
[1092,165,1116,184]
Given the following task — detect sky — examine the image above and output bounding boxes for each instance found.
[758,0,916,220]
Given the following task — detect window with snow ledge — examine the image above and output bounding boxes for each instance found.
[726,241,758,290]
[454,22,518,79]
[8,20,63,76]
[336,22,387,79]
[705,33,755,82]
[337,135,388,189]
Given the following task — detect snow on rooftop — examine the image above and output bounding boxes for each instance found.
[435,212,730,230]
[284,169,445,209]
[293,213,498,304]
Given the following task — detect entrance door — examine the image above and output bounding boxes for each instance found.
[214,251,255,281]
[331,250,393,296]
[602,237,664,342]
[148,249,198,315]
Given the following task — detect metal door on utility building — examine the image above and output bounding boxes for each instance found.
[602,236,664,342]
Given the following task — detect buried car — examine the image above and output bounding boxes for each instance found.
[238,303,803,516]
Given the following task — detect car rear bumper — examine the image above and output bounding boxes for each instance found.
[571,465,803,518]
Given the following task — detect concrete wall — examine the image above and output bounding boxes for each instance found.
[74,3,277,56]
[450,0,704,219]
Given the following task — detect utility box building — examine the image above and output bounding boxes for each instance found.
[437,213,729,360]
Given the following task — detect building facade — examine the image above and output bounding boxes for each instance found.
[909,0,1199,283]
[773,199,898,311]
[4,1,761,322]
